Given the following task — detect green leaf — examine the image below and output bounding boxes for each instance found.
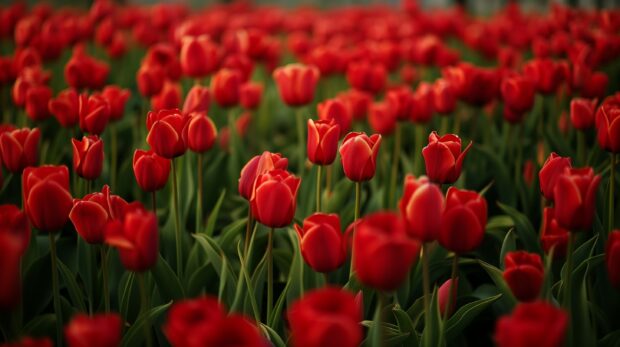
[57,258,87,313]
[192,234,238,298]
[259,323,286,347]
[393,305,419,347]
[478,260,517,309]
[151,254,185,301]
[499,229,516,268]
[21,314,55,337]
[444,294,502,341]
[497,202,542,254]
[421,288,443,347]
[204,190,226,236]
[120,301,172,347]
[234,242,261,323]
[119,272,136,321]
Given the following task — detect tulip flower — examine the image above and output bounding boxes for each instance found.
[539,152,572,202]
[399,175,444,242]
[250,169,300,228]
[72,135,104,180]
[606,230,620,289]
[503,251,544,301]
[24,85,52,121]
[79,93,110,135]
[0,127,39,173]
[540,207,569,258]
[318,98,351,138]
[22,165,72,232]
[442,63,499,106]
[386,86,413,121]
[137,63,165,97]
[101,85,131,122]
[151,80,181,111]
[287,287,362,347]
[0,204,30,254]
[273,63,320,107]
[439,187,487,254]
[307,119,340,166]
[410,82,435,124]
[180,35,219,79]
[1,337,53,347]
[422,132,472,184]
[338,89,371,121]
[501,75,536,117]
[64,45,109,90]
[433,78,457,115]
[523,58,564,95]
[146,108,188,159]
[182,112,217,154]
[595,100,620,153]
[69,185,128,244]
[65,313,122,347]
[182,85,210,115]
[0,204,30,310]
[294,213,346,273]
[238,152,288,201]
[240,82,263,110]
[133,149,171,193]
[210,68,241,108]
[346,60,386,95]
[570,98,597,130]
[438,278,458,317]
[339,132,382,182]
[495,301,568,347]
[48,88,79,128]
[553,167,601,231]
[368,101,396,136]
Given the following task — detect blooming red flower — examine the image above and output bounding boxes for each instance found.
[250,169,301,228]
[180,35,220,78]
[339,132,382,182]
[238,151,288,201]
[182,112,217,153]
[79,93,110,135]
[22,165,72,232]
[495,301,567,347]
[539,152,572,201]
[65,313,122,347]
[273,63,320,107]
[318,98,352,138]
[346,61,386,95]
[210,69,241,108]
[49,88,79,128]
[503,251,544,302]
[240,82,263,110]
[399,175,444,243]
[146,108,188,159]
[133,149,171,193]
[422,132,472,184]
[0,127,39,173]
[294,213,346,273]
[182,85,210,115]
[72,135,104,180]
[70,185,128,244]
[307,119,340,166]
[595,97,620,153]
[540,207,569,258]
[553,167,601,231]
[101,85,131,121]
[368,101,396,136]
[439,187,487,254]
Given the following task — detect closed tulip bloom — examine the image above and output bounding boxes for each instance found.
[79,93,110,135]
[65,313,122,347]
[353,212,420,291]
[439,187,487,254]
[164,297,226,347]
[104,202,158,272]
[495,301,568,347]
[182,112,217,153]
[64,46,109,90]
[422,132,472,184]
[318,98,352,138]
[570,98,597,130]
[238,151,288,200]
[182,85,210,115]
[433,79,457,114]
[146,108,188,159]
[101,85,131,121]
[606,231,620,288]
[0,127,39,173]
[368,102,396,136]
[287,287,362,347]
[24,85,52,121]
[307,119,340,166]
[133,149,171,193]
[553,167,601,231]
[346,60,386,95]
[180,35,219,78]
[338,89,371,121]
[438,278,458,317]
[151,81,181,111]
[22,165,72,232]
[398,175,444,242]
[70,185,128,244]
[240,82,263,110]
[49,88,79,128]
[273,63,320,107]
[72,135,104,180]
[137,63,165,97]
[339,132,382,182]
[250,169,301,228]
[410,82,435,124]
[503,251,544,302]
[540,207,569,258]
[386,86,413,121]
[501,75,536,116]
[539,152,572,201]
[210,68,241,108]
[595,101,620,153]
[294,213,346,273]
[523,58,564,95]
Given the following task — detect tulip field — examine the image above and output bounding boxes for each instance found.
[1,0,620,346]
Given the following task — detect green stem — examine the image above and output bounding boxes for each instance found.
[100,246,110,312]
[137,273,152,347]
[244,208,254,258]
[171,159,183,277]
[576,131,586,166]
[610,154,616,232]
[453,112,461,135]
[564,233,576,310]
[325,165,333,194]
[414,124,425,175]
[110,123,118,191]
[151,191,157,214]
[422,243,431,316]
[296,107,305,174]
[440,116,449,135]
[49,233,63,347]
[388,123,402,208]
[195,153,203,234]
[349,182,362,277]
[444,254,459,321]
[513,124,523,186]
[267,227,274,323]
[323,272,329,286]
[376,292,386,347]
[316,165,322,212]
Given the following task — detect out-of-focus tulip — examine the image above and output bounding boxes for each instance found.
[72,135,104,180]
[287,287,362,347]
[133,149,171,193]
[494,301,568,347]
[540,207,569,258]
[503,251,544,302]
[0,204,30,254]
[398,175,444,242]
[581,71,608,99]
[65,313,122,347]
[79,93,110,135]
[338,89,371,121]
[273,63,320,107]
[306,45,346,77]
[553,167,601,231]
[22,165,72,232]
[339,132,382,182]
[410,82,435,124]
[0,337,53,347]
[595,98,620,153]
[294,213,346,273]
[250,169,300,228]
[64,46,109,90]
[146,109,188,159]
[24,85,52,121]
[240,82,263,110]
[353,212,420,291]
[433,79,457,114]
[386,87,413,121]
[318,98,351,138]
[523,58,564,95]
[0,204,30,308]
[101,85,131,122]
[307,119,340,166]
[443,63,499,106]
[438,278,458,317]
[346,60,386,95]
[151,81,181,111]
[49,88,79,128]
[606,230,620,289]
[238,152,288,200]
[539,152,572,201]
[182,85,210,115]
[422,132,472,184]
[70,185,127,244]
[182,112,217,153]
[439,187,487,254]
[180,35,219,78]
[0,127,39,173]
[137,63,165,97]
[570,98,597,130]
[501,75,536,116]
[368,101,396,136]
[210,68,241,108]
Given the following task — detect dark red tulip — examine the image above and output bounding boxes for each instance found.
[49,88,79,128]
[539,152,572,201]
[0,204,30,309]
[438,278,458,317]
[339,132,382,182]
[0,127,39,173]
[182,85,210,115]
[553,167,601,231]
[143,43,181,81]
[137,63,165,98]
[0,337,53,347]
[386,86,413,121]
[442,63,499,106]
[287,287,362,347]
[503,251,544,302]
[104,202,158,272]
[273,64,320,107]
[146,108,188,159]
[250,169,300,228]
[353,212,420,291]
[24,85,52,121]
[495,301,567,347]
[307,119,340,166]
[433,79,457,115]
[133,149,171,193]
[410,82,435,124]
[501,75,536,116]
[318,98,352,138]
[541,207,569,258]
[182,112,217,153]
[240,82,263,110]
[12,66,50,107]
[79,93,110,135]
[238,152,288,200]
[101,85,131,121]
[439,187,487,254]
[570,98,597,130]
[210,69,241,108]
[64,45,109,90]
[294,213,346,273]
[0,204,30,255]
[346,60,386,95]
[65,313,122,347]
[595,98,620,153]
[22,165,72,232]
[368,101,396,136]
[523,58,564,95]
[70,185,127,244]
[399,175,444,243]
[606,230,620,289]
[180,35,219,78]
[581,71,608,99]
[422,132,472,184]
[338,89,371,121]
[72,135,104,180]
[221,54,254,83]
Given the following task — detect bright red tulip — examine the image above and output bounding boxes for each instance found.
[606,230,620,289]
[70,185,128,244]
[495,301,567,347]
[553,167,601,231]
[151,80,181,111]
[503,251,544,302]
[540,207,569,258]
[22,165,72,232]
[346,60,386,95]
[182,112,217,153]
[318,98,352,138]
[273,63,320,107]
[250,169,300,228]
[72,135,104,180]
[595,98,620,153]
[439,187,487,254]
[307,119,340,166]
[539,152,572,201]
[294,213,346,273]
[210,68,241,108]
[133,149,171,193]
[0,127,39,173]
[182,85,210,115]
[398,175,444,242]
[24,85,52,121]
[79,93,110,135]
[339,132,382,182]
[65,313,122,347]
[238,151,288,200]
[422,132,472,184]
[48,88,79,128]
[368,101,396,136]
[240,82,263,110]
[146,108,188,159]
[180,35,219,78]
[101,85,131,122]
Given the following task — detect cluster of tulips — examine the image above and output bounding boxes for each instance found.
[1,0,620,346]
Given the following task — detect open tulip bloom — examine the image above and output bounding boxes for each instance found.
[2,2,620,347]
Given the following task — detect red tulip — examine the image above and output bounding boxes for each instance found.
[151,80,181,111]
[210,68,241,108]
[495,301,568,347]
[0,204,30,308]
[398,175,444,243]
[438,278,458,317]
[240,82,263,110]
[318,98,352,138]
[501,75,536,116]
[221,54,254,83]
[0,204,30,255]
[442,63,499,106]
[133,149,171,193]
[24,85,52,121]
[433,79,457,114]
[439,187,487,254]
[539,152,572,201]
[569,98,597,130]
[338,89,371,121]
[137,63,165,97]
[606,230,620,289]
[182,85,210,115]
[581,71,608,99]
[294,213,346,273]
[182,112,217,153]
[368,101,396,136]
[12,66,50,108]
[238,151,288,200]
[307,119,340,166]
[180,35,219,78]
[64,45,109,90]
[541,207,569,258]
[143,43,181,81]
[22,165,72,232]
[250,169,300,228]
[48,88,79,128]
[65,313,122,347]
[1,337,53,347]
[70,185,128,244]
[339,132,382,182]
[287,287,362,347]
[0,127,39,173]
[104,202,158,272]
[101,85,131,122]
[595,98,620,153]
[72,135,104,180]
[553,167,601,231]
[422,132,472,184]
[79,93,110,135]
[410,82,435,124]
[386,86,413,121]
[273,63,320,107]
[146,109,188,159]
[503,251,544,302]
[346,60,386,95]
[523,58,564,95]
[353,212,420,291]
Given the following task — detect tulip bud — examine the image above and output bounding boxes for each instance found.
[133,149,171,193]
[494,301,568,347]
[72,135,104,180]
[294,213,346,273]
[553,167,601,231]
[182,85,210,115]
[101,85,131,122]
[182,112,217,153]
[606,230,620,289]
[79,93,110,135]
[240,82,263,110]
[538,152,572,201]
[0,127,40,173]
[146,109,188,159]
[210,68,241,108]
[422,132,472,184]
[180,35,220,78]
[250,169,300,228]
[368,101,396,136]
[439,187,487,254]
[595,99,620,153]
[318,98,352,138]
[399,175,444,242]
[22,165,72,232]
[49,88,80,128]
[65,313,122,347]
[70,185,128,244]
[503,251,544,302]
[438,278,458,317]
[346,60,386,95]
[273,63,320,107]
[307,119,339,166]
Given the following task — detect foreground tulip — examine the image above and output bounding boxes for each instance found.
[65,313,122,347]
[287,287,362,347]
[273,63,320,107]
[146,109,188,159]
[182,112,217,154]
[553,167,601,231]
[307,119,340,166]
[72,135,104,180]
[539,152,572,201]
[133,149,171,193]
[606,230,620,289]
[48,88,79,128]
[353,212,420,291]
[69,185,127,244]
[238,152,288,200]
[210,68,241,108]
[422,132,472,184]
[570,98,597,130]
[503,251,544,302]
[439,187,487,254]
[339,132,382,182]
[79,93,110,135]
[180,35,219,79]
[250,169,301,228]
[294,213,346,273]
[22,165,72,232]
[0,127,39,173]
[495,301,568,347]
[398,175,444,242]
[182,85,210,115]
[540,207,569,258]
